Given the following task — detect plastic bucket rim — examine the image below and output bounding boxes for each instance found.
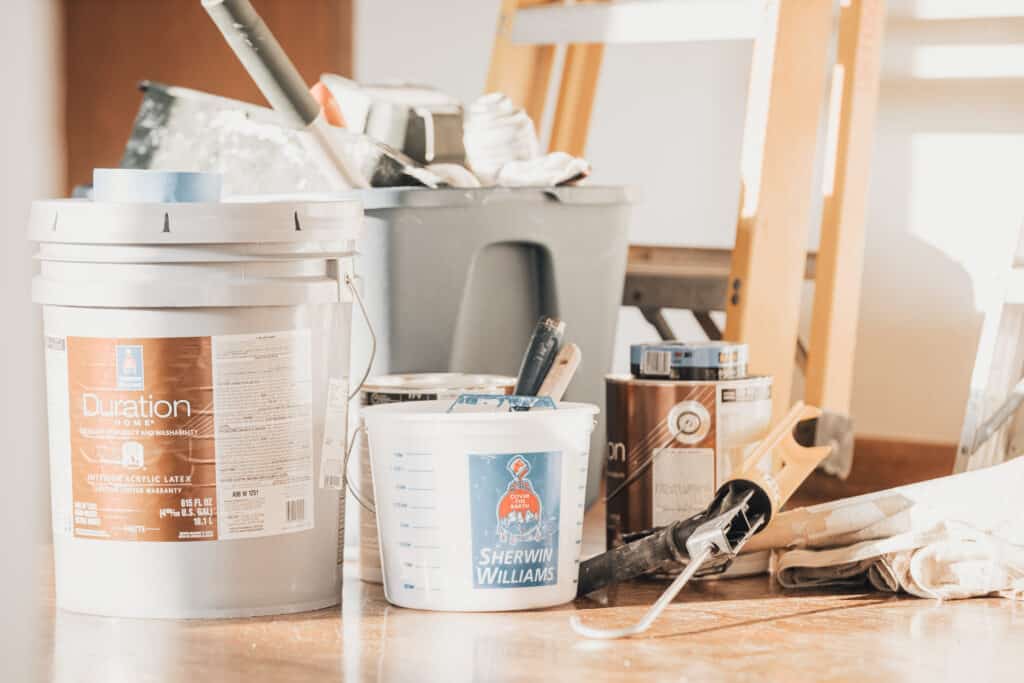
[361,399,600,423]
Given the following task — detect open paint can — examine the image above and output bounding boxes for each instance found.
[31,182,364,618]
[354,373,516,583]
[362,399,597,611]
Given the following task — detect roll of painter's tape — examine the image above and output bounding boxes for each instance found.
[92,168,223,203]
[629,341,748,380]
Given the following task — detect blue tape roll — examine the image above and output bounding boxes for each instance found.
[92,169,223,203]
[630,341,749,380]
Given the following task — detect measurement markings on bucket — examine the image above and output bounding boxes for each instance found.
[574,452,588,565]
[393,451,444,592]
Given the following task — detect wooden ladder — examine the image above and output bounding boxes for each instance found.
[486,0,887,423]
[956,222,1024,472]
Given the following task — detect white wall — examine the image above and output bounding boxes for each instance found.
[356,0,1024,444]
[0,2,62,677]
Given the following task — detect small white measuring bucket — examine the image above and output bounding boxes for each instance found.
[31,179,369,618]
[362,399,598,611]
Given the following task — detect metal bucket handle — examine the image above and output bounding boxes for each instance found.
[342,273,377,512]
[343,422,375,513]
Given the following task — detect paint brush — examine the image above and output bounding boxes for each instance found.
[537,343,581,402]
[201,0,368,188]
[513,317,566,397]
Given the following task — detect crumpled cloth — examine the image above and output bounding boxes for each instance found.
[774,520,1024,600]
[463,93,590,187]
[740,457,1024,600]
[495,152,590,188]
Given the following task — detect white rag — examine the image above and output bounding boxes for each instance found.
[740,457,1024,600]
[463,93,590,188]
[774,520,1024,600]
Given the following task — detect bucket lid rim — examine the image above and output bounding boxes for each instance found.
[28,198,364,245]
[361,399,600,421]
[361,373,517,393]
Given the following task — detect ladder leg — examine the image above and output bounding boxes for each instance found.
[485,0,559,125]
[549,42,605,157]
[957,289,1024,472]
[724,0,836,420]
[805,0,887,414]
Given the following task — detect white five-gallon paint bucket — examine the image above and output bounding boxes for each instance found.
[362,400,598,611]
[31,190,364,618]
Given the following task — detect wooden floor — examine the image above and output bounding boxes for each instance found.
[37,546,1024,682]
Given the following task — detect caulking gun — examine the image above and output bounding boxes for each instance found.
[572,402,833,639]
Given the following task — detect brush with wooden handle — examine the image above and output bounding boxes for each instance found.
[537,343,581,401]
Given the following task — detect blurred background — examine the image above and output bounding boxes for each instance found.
[3,1,1023,677]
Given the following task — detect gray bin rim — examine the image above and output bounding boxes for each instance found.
[354,185,637,210]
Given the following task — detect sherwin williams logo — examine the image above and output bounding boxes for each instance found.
[116,345,144,390]
[470,451,561,589]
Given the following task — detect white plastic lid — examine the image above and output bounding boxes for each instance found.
[29,197,363,245]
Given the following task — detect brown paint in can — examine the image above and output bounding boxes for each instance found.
[605,374,773,548]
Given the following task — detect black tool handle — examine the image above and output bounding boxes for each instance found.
[513,317,565,396]
[577,480,772,596]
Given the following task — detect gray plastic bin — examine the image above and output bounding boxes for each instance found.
[353,186,632,506]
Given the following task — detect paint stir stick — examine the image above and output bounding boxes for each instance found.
[537,344,581,401]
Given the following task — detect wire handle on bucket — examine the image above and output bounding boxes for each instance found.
[344,273,376,400]
[343,422,375,512]
[340,272,378,511]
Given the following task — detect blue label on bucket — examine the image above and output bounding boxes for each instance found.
[469,451,561,589]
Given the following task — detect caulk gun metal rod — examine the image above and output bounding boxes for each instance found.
[201,0,321,125]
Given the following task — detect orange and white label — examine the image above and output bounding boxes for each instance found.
[53,330,315,542]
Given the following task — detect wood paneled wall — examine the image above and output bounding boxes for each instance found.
[61,0,353,192]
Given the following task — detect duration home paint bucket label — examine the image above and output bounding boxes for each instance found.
[470,452,561,589]
[51,330,315,542]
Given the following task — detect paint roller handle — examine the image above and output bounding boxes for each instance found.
[201,0,321,125]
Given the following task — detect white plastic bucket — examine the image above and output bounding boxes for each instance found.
[362,400,598,611]
[31,195,364,618]
[354,373,516,584]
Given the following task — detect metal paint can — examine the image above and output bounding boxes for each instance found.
[605,374,773,549]
[356,373,516,583]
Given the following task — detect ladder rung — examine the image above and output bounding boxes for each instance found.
[511,0,761,46]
